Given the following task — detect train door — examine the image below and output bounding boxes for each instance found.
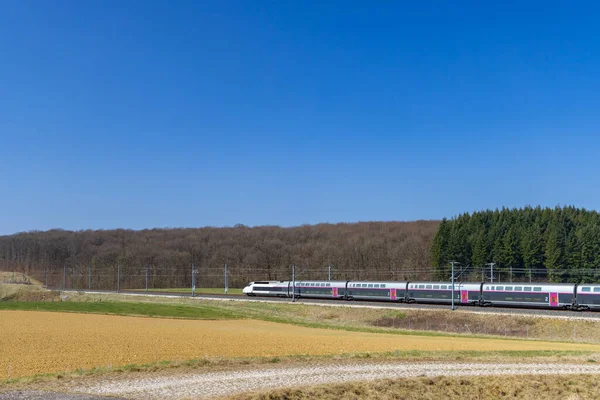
[549,293,559,307]
[461,290,469,303]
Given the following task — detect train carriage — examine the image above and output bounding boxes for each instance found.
[293,280,346,299]
[345,281,407,301]
[407,282,482,305]
[576,284,600,310]
[481,283,575,309]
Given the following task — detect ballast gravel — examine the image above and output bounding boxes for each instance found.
[69,362,600,399]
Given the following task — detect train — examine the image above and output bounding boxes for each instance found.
[242,280,600,311]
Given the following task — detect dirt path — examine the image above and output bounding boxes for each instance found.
[56,362,600,399]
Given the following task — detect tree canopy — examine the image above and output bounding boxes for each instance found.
[431,206,600,283]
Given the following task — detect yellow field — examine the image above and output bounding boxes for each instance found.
[2,311,600,379]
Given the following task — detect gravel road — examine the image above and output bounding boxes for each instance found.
[54,362,600,399]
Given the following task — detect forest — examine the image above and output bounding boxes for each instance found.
[432,206,600,283]
[0,221,438,289]
[4,206,598,290]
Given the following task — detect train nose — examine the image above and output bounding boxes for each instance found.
[243,286,252,294]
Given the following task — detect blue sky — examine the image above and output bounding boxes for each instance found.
[1,1,599,234]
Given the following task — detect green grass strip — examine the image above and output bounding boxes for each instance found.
[128,287,243,295]
[0,301,241,320]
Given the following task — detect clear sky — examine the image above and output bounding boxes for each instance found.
[1,1,599,234]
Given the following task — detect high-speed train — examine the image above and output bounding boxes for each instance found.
[242,280,600,311]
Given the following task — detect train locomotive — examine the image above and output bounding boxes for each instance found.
[242,280,600,311]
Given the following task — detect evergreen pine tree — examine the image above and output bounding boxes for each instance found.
[521,223,543,281]
[544,218,564,282]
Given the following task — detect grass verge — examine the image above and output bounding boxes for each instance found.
[0,301,241,320]
[128,287,243,295]
[226,374,600,400]
[5,286,600,345]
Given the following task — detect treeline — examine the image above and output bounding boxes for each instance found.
[0,221,438,289]
[431,206,600,283]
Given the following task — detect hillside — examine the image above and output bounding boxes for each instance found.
[0,221,439,289]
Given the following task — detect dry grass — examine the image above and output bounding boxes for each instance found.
[15,289,600,343]
[0,272,53,302]
[0,283,58,303]
[3,311,600,380]
[6,286,600,344]
[197,298,600,344]
[227,374,600,400]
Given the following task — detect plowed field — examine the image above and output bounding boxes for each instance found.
[2,311,600,379]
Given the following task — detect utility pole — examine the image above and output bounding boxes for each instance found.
[117,264,120,293]
[45,265,48,289]
[145,264,149,292]
[63,264,66,290]
[450,261,459,311]
[486,262,496,283]
[88,264,91,290]
[328,265,331,281]
[224,264,228,294]
[292,264,296,303]
[192,263,195,297]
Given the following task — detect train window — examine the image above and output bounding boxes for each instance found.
[582,287,591,292]
[441,285,447,289]
[419,284,425,289]
[505,286,513,291]
[326,283,331,287]
[594,288,600,293]
[488,286,494,290]
[374,284,380,288]
[514,287,523,291]
[381,284,386,288]
[433,285,440,289]
[368,284,373,288]
[496,286,504,291]
[534,287,542,292]
[426,285,432,289]
[524,287,532,292]
[362,284,368,288]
